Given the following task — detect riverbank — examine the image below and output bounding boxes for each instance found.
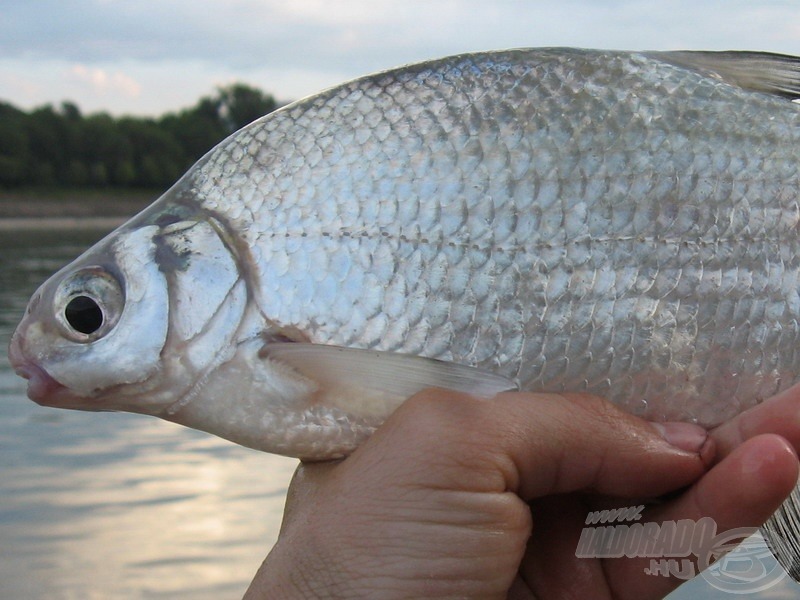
[0,216,130,231]
[0,188,159,232]
[0,188,158,220]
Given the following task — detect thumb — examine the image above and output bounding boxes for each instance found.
[366,390,715,500]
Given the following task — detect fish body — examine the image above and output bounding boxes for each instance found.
[9,47,800,460]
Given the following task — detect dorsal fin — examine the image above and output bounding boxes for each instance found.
[649,51,800,99]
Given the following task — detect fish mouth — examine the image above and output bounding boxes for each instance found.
[14,361,67,405]
[8,332,67,406]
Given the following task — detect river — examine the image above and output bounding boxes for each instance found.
[1,223,798,599]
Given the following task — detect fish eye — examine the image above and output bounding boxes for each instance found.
[64,295,104,335]
[54,267,124,342]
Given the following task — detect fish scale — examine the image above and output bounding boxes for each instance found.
[10,46,800,578]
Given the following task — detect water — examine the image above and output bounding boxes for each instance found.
[2,223,799,599]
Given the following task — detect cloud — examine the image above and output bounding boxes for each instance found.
[2,0,800,116]
[7,0,798,72]
[70,64,142,99]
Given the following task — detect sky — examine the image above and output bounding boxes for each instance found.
[2,0,800,117]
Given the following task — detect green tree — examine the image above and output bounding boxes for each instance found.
[25,105,73,184]
[160,97,227,166]
[0,81,282,189]
[79,113,133,186]
[216,83,277,132]
[0,102,30,185]
[119,117,185,186]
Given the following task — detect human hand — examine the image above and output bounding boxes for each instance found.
[245,389,800,599]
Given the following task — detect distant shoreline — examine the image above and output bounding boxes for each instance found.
[0,188,158,221]
[0,216,127,231]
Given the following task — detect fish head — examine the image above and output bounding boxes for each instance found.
[8,204,251,417]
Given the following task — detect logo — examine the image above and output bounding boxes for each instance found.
[576,506,786,594]
[698,528,786,594]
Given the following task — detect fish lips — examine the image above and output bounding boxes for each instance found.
[8,331,69,407]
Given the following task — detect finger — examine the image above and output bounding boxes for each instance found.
[346,389,715,500]
[712,383,800,457]
[417,391,715,500]
[603,434,799,600]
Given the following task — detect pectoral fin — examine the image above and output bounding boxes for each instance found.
[261,342,518,419]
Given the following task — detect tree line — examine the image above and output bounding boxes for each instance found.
[0,84,279,189]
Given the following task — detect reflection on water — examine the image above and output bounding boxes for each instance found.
[2,224,800,599]
[0,226,296,599]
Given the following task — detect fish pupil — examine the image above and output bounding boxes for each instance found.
[65,295,104,335]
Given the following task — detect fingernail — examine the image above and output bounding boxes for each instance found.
[652,422,709,453]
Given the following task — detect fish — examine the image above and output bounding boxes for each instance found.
[8,47,800,576]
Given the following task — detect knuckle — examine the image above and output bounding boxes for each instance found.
[393,388,500,454]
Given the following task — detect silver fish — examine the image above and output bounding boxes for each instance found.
[8,47,800,575]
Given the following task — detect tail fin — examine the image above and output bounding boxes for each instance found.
[762,484,800,580]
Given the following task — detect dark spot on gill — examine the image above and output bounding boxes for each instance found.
[154,234,192,274]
